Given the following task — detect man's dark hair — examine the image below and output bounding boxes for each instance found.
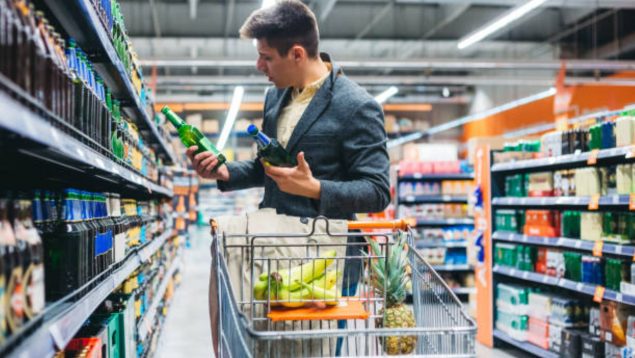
[239,0,320,58]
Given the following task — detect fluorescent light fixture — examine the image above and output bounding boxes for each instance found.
[261,0,276,8]
[217,86,244,151]
[374,86,399,104]
[457,0,548,50]
[426,87,556,135]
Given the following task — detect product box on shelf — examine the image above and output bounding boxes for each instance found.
[581,333,606,358]
[600,301,632,346]
[549,323,564,354]
[528,316,550,350]
[560,329,585,358]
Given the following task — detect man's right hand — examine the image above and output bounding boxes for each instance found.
[186,146,230,181]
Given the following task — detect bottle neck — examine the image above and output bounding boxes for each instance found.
[254,131,271,147]
[164,110,184,129]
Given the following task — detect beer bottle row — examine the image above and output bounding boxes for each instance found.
[0,0,160,182]
[0,190,168,342]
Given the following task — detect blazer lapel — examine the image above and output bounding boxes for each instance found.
[264,88,292,138]
[285,72,336,153]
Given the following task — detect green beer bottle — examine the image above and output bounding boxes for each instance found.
[162,106,226,172]
[247,124,296,167]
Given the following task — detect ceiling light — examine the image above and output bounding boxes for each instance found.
[457,0,548,50]
[442,87,450,98]
[217,86,244,151]
[374,86,399,104]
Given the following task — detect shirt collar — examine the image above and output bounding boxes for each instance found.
[291,62,333,101]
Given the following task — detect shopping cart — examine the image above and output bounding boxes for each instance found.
[210,216,476,357]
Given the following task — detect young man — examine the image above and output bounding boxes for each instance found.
[187,0,390,219]
[193,0,390,353]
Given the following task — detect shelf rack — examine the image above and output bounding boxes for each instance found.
[487,142,635,356]
[3,230,176,358]
[0,79,172,197]
[41,0,175,164]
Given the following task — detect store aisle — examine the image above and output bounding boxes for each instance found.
[158,227,214,358]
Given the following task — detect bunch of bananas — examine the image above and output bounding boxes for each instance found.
[253,250,341,308]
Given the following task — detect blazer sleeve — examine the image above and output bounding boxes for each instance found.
[317,99,391,214]
[216,159,265,192]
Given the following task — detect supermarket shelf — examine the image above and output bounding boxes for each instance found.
[41,0,175,164]
[400,195,469,204]
[492,195,630,208]
[493,265,635,306]
[416,240,468,248]
[3,229,176,358]
[493,329,558,358]
[0,89,172,198]
[137,256,181,341]
[491,146,635,173]
[452,287,476,295]
[492,231,635,259]
[398,173,474,181]
[416,218,475,226]
[431,264,472,272]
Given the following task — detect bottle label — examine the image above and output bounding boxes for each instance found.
[8,268,25,331]
[26,264,45,316]
[0,275,6,336]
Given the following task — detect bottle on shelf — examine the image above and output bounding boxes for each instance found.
[247,124,296,167]
[0,198,17,338]
[161,106,226,172]
[13,198,45,319]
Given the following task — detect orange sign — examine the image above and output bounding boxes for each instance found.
[592,240,604,257]
[593,286,606,303]
[587,149,600,165]
[588,194,600,210]
[475,145,493,347]
[630,194,635,211]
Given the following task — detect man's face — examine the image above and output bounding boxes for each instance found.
[255,39,298,89]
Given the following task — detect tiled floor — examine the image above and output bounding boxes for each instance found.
[156,227,530,358]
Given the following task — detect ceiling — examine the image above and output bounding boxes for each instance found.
[120,0,635,113]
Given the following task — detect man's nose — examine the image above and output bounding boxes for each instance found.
[256,59,266,73]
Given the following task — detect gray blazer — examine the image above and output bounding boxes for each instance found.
[218,53,390,220]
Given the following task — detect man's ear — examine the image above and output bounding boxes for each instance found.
[291,45,306,62]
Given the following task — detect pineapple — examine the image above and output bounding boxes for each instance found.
[367,232,417,355]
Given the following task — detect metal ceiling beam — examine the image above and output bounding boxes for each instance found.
[139,58,635,71]
[584,31,635,59]
[390,0,635,8]
[148,0,162,37]
[154,93,473,104]
[154,75,635,87]
[189,0,198,19]
[355,0,395,40]
[319,0,339,22]
[423,4,470,39]
[224,0,236,38]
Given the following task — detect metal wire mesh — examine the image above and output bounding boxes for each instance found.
[213,217,476,357]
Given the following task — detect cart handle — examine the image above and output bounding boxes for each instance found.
[347,218,413,230]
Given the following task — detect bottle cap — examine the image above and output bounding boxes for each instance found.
[247,124,259,135]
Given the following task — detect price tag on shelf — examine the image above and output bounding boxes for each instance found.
[616,245,623,255]
[593,240,604,257]
[406,196,415,202]
[542,275,550,284]
[626,146,635,159]
[522,271,529,279]
[575,240,583,249]
[587,149,600,165]
[593,286,606,303]
[413,173,422,179]
[630,194,635,211]
[576,282,584,291]
[443,195,451,202]
[588,194,600,210]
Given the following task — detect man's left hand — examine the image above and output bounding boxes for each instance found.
[263,152,321,199]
